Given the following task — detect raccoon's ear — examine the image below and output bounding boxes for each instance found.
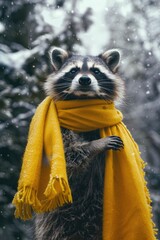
[49,47,69,70]
[99,49,121,73]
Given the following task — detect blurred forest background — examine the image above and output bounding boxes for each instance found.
[0,0,160,239]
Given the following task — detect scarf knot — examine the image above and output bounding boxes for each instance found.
[55,99,123,132]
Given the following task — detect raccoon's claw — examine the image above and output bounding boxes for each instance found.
[106,136,124,151]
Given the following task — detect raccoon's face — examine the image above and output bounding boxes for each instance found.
[44,47,124,101]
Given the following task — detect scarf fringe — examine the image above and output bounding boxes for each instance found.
[141,160,158,236]
[12,186,41,220]
[43,177,72,208]
[12,178,73,220]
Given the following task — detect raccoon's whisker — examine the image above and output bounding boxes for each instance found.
[98,83,115,89]
[57,88,74,101]
[62,92,72,101]
[98,89,111,97]
[51,88,69,101]
[54,83,71,88]
[97,92,112,102]
[55,85,70,89]
[98,81,116,86]
[54,86,72,101]
[99,83,116,88]
[99,80,123,86]
[56,79,70,83]
[99,86,115,94]
[99,77,121,81]
[98,88,115,100]
[53,93,66,101]
[100,90,114,95]
[54,82,69,85]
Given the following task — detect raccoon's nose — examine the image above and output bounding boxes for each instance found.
[79,76,91,86]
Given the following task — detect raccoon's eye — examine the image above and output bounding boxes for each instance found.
[70,67,80,74]
[90,68,100,74]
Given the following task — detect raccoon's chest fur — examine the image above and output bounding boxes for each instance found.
[62,127,105,200]
[35,127,105,240]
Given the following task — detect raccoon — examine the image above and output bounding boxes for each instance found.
[44,47,124,102]
[35,47,125,240]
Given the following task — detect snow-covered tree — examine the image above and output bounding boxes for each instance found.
[0,1,92,239]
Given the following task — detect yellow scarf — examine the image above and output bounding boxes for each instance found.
[12,96,157,240]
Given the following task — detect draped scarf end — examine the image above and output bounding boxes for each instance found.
[12,178,73,220]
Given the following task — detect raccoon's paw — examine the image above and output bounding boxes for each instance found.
[105,136,124,151]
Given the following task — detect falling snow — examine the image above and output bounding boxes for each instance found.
[0,0,160,239]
